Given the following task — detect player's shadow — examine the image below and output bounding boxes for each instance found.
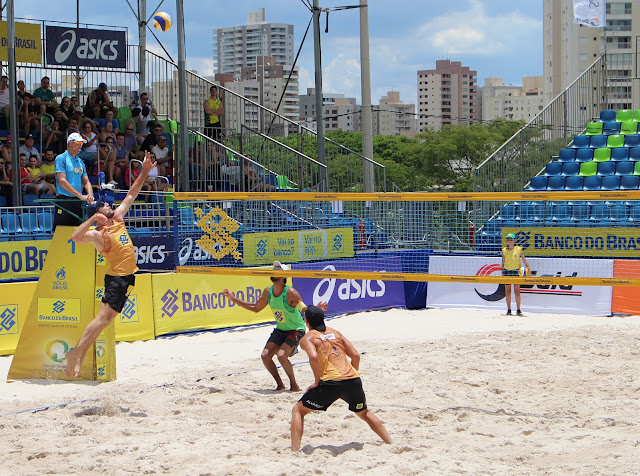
[301,442,364,456]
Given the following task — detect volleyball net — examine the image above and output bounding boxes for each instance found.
[173,191,640,287]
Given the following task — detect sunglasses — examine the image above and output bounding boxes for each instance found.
[126,128,133,131]
[72,140,84,145]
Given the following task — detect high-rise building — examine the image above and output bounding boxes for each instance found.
[480,77,545,122]
[298,88,358,132]
[543,0,640,109]
[417,60,478,132]
[214,8,295,78]
[377,91,416,137]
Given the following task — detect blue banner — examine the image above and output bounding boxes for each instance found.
[131,236,174,271]
[45,26,126,68]
[293,257,406,314]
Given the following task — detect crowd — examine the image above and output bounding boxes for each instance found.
[1,76,174,206]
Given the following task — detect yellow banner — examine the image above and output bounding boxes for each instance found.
[243,227,354,265]
[0,239,50,280]
[8,227,97,381]
[0,281,36,355]
[0,21,42,64]
[502,227,640,257]
[151,272,275,336]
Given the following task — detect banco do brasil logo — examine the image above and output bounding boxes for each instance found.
[52,300,66,313]
[161,289,179,317]
[45,339,70,363]
[257,239,267,258]
[0,306,18,333]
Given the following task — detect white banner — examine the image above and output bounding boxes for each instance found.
[573,0,606,27]
[427,256,613,316]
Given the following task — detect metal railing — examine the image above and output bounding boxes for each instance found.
[473,56,608,194]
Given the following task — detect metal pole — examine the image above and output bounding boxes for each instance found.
[7,0,20,206]
[360,0,374,193]
[75,1,80,100]
[175,0,189,192]
[139,0,147,97]
[312,0,326,175]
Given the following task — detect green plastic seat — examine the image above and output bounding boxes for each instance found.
[634,162,640,176]
[616,109,634,122]
[170,120,178,134]
[584,122,603,136]
[592,148,611,162]
[578,161,598,176]
[607,134,625,148]
[620,120,639,135]
[634,109,640,122]
[117,106,132,121]
[277,175,294,190]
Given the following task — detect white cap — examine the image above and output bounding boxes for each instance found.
[67,132,87,144]
[273,260,289,271]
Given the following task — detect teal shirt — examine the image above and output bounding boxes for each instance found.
[268,285,305,331]
[55,150,87,196]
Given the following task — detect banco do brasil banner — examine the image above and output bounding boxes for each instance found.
[45,26,126,68]
[0,21,42,64]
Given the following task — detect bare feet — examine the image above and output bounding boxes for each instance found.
[290,385,301,392]
[64,348,83,378]
[274,384,286,391]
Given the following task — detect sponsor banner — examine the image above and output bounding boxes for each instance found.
[243,227,354,265]
[0,21,42,64]
[0,240,50,281]
[152,272,274,336]
[45,25,126,68]
[502,227,640,258]
[427,255,612,316]
[132,236,174,270]
[177,236,239,268]
[0,282,37,355]
[8,227,98,380]
[293,257,406,314]
[612,260,640,315]
[573,0,605,27]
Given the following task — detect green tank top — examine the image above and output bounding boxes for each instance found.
[268,285,305,331]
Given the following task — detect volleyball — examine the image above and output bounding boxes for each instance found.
[152,12,172,32]
[518,266,530,277]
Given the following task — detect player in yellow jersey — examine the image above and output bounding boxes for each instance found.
[290,306,392,451]
[502,233,530,316]
[64,151,156,378]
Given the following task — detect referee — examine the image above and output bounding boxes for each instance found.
[53,132,95,230]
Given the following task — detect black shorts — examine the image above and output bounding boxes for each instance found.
[205,122,222,141]
[267,328,304,349]
[52,196,84,230]
[502,269,519,276]
[103,274,136,313]
[300,378,367,413]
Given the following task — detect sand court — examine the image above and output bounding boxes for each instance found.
[1,308,639,475]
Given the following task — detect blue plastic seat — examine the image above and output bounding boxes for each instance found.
[589,203,610,224]
[611,148,630,162]
[610,203,628,223]
[37,211,53,233]
[544,162,562,176]
[561,162,580,176]
[571,135,590,148]
[552,203,572,222]
[629,148,640,161]
[571,202,590,223]
[601,175,621,190]
[1,213,21,233]
[22,194,39,207]
[589,135,608,149]
[616,161,635,175]
[597,161,616,176]
[0,196,6,207]
[620,175,640,190]
[558,149,576,162]
[600,110,616,122]
[21,213,41,234]
[575,149,594,162]
[629,203,640,222]
[528,176,547,191]
[583,175,602,190]
[565,176,584,190]
[546,176,566,190]
[602,121,621,135]
[624,135,640,148]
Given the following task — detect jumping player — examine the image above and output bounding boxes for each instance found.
[223,261,327,392]
[64,151,156,378]
[290,306,392,451]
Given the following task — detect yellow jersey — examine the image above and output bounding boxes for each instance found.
[309,328,360,382]
[100,220,138,276]
[502,245,523,271]
[205,97,221,124]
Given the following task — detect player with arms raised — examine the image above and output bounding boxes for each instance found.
[65,151,156,378]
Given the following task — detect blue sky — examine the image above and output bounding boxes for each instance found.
[17,0,543,105]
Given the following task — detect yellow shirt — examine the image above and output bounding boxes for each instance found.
[502,245,523,271]
[309,328,360,382]
[100,220,138,276]
[40,163,56,183]
[205,97,221,124]
[27,166,41,180]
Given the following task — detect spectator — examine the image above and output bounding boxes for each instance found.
[70,96,78,110]
[33,76,58,115]
[204,85,224,141]
[19,134,41,163]
[66,117,79,135]
[151,135,172,176]
[53,132,94,229]
[78,120,99,176]
[86,83,116,119]
[136,105,154,136]
[126,107,141,136]
[0,155,12,205]
[19,93,41,137]
[131,92,157,117]
[96,109,118,134]
[52,108,69,130]
[138,122,164,158]
[0,76,10,117]
[59,96,74,119]
[99,120,117,144]
[244,161,276,192]
[40,149,57,185]
[125,159,152,200]
[16,79,27,113]
[4,135,13,170]
[11,153,39,195]
[122,122,140,159]
[44,119,65,154]
[143,151,166,202]
[111,132,130,186]
[72,106,85,125]
[27,155,56,194]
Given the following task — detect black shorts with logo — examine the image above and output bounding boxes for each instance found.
[103,274,136,312]
[300,377,367,413]
[267,328,305,349]
[502,269,519,277]
[52,195,84,230]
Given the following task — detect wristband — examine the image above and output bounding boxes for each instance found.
[296,301,307,313]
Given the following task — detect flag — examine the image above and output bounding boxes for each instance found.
[573,0,606,27]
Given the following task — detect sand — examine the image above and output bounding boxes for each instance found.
[1,307,640,476]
